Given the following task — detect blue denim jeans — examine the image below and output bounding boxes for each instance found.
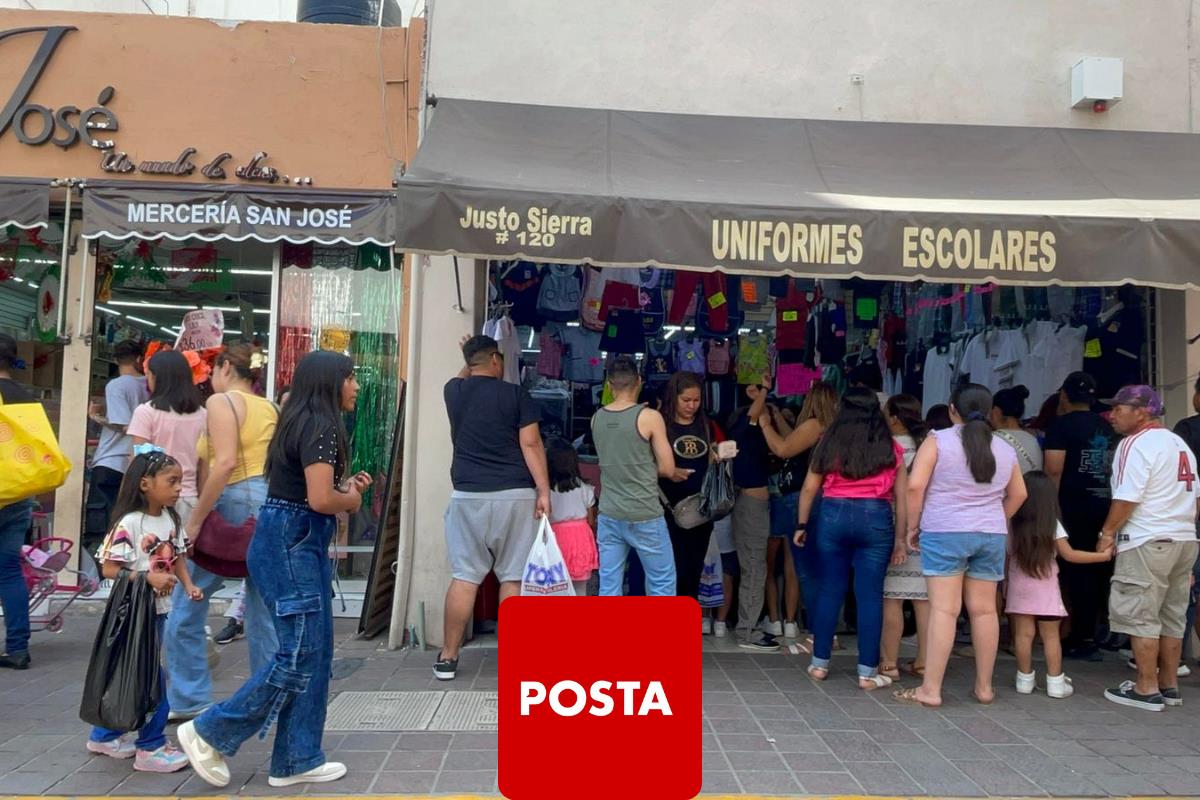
[0,500,32,655]
[790,497,820,630]
[166,476,276,713]
[195,499,336,779]
[808,498,893,678]
[597,514,676,596]
[91,616,169,751]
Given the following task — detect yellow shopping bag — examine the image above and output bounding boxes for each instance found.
[0,394,71,508]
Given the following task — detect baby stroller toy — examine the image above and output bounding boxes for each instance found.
[21,537,99,633]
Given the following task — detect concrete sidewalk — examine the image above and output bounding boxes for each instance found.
[2,614,1200,797]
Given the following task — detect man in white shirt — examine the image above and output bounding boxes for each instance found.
[1099,385,1200,712]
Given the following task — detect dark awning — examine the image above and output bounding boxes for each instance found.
[82,182,396,246]
[0,178,50,230]
[395,98,1200,288]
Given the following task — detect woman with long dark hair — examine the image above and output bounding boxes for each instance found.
[761,382,838,639]
[659,372,717,606]
[127,350,207,525]
[894,384,1027,708]
[180,351,370,789]
[795,387,908,690]
[880,394,930,679]
[166,343,278,720]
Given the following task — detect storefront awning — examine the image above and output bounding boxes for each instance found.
[396,98,1200,288]
[82,182,397,246]
[0,179,50,230]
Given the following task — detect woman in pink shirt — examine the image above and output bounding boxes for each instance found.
[795,387,908,691]
[127,350,208,525]
[894,384,1027,708]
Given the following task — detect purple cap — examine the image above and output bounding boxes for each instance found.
[1102,385,1164,416]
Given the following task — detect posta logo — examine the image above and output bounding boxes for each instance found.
[499,597,701,800]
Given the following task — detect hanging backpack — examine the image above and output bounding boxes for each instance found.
[639,267,665,335]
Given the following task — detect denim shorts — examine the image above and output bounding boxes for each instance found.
[769,493,799,538]
[920,531,1006,582]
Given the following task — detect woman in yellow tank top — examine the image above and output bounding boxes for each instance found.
[165,343,280,719]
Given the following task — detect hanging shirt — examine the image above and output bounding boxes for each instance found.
[643,337,675,384]
[561,326,605,384]
[736,334,769,385]
[774,283,811,349]
[498,261,542,328]
[482,316,521,384]
[961,330,1002,392]
[706,339,733,377]
[675,339,707,375]
[922,342,960,415]
[536,264,583,322]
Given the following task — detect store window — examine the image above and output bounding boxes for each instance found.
[276,243,403,583]
[490,263,1156,440]
[0,222,66,538]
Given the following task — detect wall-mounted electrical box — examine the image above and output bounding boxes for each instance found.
[1071,57,1123,109]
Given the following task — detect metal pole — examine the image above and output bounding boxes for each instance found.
[56,183,72,340]
[388,250,424,649]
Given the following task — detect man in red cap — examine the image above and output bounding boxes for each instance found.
[1100,385,1200,712]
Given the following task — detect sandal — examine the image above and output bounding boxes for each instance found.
[892,686,940,707]
[902,661,925,678]
[806,665,829,681]
[860,674,894,691]
[880,664,901,680]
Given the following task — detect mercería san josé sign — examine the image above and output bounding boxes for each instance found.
[0,25,310,184]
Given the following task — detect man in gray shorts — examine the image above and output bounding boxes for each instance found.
[1099,386,1200,712]
[436,335,550,681]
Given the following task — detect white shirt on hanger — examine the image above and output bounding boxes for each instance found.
[922,341,961,415]
[483,316,522,384]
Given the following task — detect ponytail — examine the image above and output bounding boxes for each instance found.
[953,384,997,483]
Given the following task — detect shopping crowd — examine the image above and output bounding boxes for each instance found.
[0,334,366,787]
[440,333,1200,714]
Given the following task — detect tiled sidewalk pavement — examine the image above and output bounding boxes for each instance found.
[3,614,1200,796]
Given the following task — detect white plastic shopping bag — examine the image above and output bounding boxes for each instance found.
[697,533,725,609]
[520,516,576,596]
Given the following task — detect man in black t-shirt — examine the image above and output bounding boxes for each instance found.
[1045,371,1118,659]
[0,333,37,669]
[435,336,549,682]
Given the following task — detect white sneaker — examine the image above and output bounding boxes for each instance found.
[1046,673,1074,699]
[177,720,230,788]
[268,761,347,787]
[784,622,799,639]
[701,617,712,635]
[713,621,728,638]
[1180,664,1192,678]
[760,619,783,636]
[1015,670,1036,695]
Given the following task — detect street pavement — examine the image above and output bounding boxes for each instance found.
[3,613,1200,797]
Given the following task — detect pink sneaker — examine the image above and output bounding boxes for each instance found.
[134,743,190,773]
[87,736,136,759]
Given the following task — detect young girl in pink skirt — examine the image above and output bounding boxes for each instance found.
[546,438,599,596]
[1006,470,1115,698]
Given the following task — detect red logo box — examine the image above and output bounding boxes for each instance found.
[499,596,702,800]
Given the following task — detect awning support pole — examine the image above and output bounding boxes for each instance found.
[56,182,73,342]
[389,250,424,650]
[451,256,464,312]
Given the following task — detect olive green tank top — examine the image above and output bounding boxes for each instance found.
[591,405,662,522]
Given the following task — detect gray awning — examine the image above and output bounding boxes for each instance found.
[0,179,50,230]
[83,182,396,246]
[396,98,1200,287]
